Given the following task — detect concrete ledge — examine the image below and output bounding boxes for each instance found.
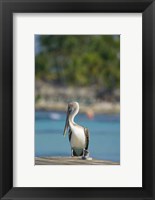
[35,156,119,165]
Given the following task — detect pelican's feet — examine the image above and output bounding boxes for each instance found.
[82,149,89,159]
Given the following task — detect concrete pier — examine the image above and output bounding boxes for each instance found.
[35,157,119,165]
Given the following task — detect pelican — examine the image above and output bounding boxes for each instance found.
[63,102,90,158]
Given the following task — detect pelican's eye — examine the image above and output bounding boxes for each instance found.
[68,106,72,112]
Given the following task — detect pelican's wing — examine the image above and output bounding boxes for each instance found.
[84,128,89,150]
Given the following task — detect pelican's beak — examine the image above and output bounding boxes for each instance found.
[63,106,70,137]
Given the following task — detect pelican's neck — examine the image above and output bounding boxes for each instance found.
[69,106,79,125]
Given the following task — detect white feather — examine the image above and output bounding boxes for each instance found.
[70,125,85,149]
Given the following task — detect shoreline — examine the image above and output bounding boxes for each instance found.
[35,80,120,114]
[35,156,119,165]
[35,102,120,114]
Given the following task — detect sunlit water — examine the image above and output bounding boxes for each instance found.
[35,111,120,162]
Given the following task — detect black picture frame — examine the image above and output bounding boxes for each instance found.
[0,0,155,199]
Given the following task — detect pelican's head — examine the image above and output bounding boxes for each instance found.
[63,102,79,137]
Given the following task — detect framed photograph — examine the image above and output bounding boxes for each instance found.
[0,0,155,199]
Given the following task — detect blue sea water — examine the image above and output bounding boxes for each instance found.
[35,111,120,162]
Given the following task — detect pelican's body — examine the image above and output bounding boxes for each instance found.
[70,125,85,149]
[63,102,90,157]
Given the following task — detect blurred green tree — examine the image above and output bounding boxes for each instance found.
[35,35,120,91]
